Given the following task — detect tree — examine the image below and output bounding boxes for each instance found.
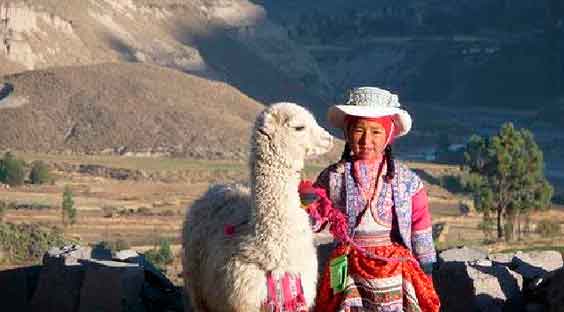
[29,161,52,184]
[462,123,553,241]
[61,185,77,227]
[0,152,26,186]
[0,200,6,222]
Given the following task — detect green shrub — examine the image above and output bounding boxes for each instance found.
[29,161,52,184]
[0,222,70,264]
[536,219,561,237]
[0,152,26,186]
[92,239,130,253]
[62,186,76,227]
[439,175,464,193]
[478,216,496,241]
[0,201,6,221]
[144,238,173,272]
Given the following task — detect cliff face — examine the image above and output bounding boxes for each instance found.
[0,1,208,76]
[0,0,326,110]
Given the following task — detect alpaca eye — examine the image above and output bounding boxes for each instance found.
[293,126,305,131]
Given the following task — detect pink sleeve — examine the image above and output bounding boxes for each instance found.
[412,187,432,231]
[411,186,436,270]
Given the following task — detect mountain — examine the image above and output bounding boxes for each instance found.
[0,0,329,116]
[1,0,563,160]
[254,0,564,107]
[0,62,264,159]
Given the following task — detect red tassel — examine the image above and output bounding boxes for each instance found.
[223,224,235,237]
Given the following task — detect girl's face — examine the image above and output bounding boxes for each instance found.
[346,118,388,161]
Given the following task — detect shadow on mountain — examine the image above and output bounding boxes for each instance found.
[107,36,138,62]
[172,24,332,130]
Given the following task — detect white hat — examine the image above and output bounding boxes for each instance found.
[327,86,412,137]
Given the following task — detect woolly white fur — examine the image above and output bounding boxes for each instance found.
[182,102,333,311]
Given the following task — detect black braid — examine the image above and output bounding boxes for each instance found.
[339,143,353,163]
[384,145,395,182]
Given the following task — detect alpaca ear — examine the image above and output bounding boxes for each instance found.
[259,110,286,134]
[258,111,277,136]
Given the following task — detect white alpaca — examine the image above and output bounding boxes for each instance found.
[182,102,333,311]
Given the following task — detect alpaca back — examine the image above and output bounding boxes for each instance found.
[183,183,318,311]
[183,184,256,311]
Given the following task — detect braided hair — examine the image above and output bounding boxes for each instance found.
[339,143,353,163]
[384,145,395,182]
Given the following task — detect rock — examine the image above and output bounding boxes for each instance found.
[525,303,546,312]
[43,245,112,266]
[1,244,182,312]
[113,249,139,261]
[0,266,41,312]
[30,257,85,312]
[488,252,515,266]
[522,266,564,312]
[436,260,523,312]
[78,260,145,312]
[438,246,488,264]
[511,250,563,280]
[542,268,564,312]
[116,251,183,311]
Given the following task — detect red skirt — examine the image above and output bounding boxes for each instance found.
[315,243,440,312]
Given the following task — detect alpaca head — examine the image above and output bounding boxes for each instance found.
[252,102,333,170]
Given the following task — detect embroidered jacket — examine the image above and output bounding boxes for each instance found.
[313,160,437,272]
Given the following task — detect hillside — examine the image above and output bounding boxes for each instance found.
[0,62,264,159]
[0,0,328,115]
[0,0,563,189]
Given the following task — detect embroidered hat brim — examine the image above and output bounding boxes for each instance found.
[327,87,412,137]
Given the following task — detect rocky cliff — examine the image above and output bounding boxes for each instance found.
[0,0,327,113]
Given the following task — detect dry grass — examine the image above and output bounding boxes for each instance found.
[0,63,264,159]
[2,153,564,284]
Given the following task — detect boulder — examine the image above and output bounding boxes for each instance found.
[522,266,564,312]
[0,266,41,312]
[540,268,564,312]
[113,249,139,261]
[511,250,563,280]
[3,244,182,312]
[488,252,515,266]
[30,257,85,312]
[436,259,523,312]
[438,246,488,264]
[78,260,145,312]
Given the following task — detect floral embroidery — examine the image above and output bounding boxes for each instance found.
[321,160,436,266]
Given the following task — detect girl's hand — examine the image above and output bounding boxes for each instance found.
[298,180,319,210]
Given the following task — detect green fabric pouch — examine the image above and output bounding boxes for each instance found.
[330,254,348,294]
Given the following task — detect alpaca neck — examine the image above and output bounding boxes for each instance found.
[250,161,304,244]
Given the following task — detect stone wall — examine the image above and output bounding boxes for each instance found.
[0,245,184,312]
[435,246,564,312]
[2,244,563,311]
